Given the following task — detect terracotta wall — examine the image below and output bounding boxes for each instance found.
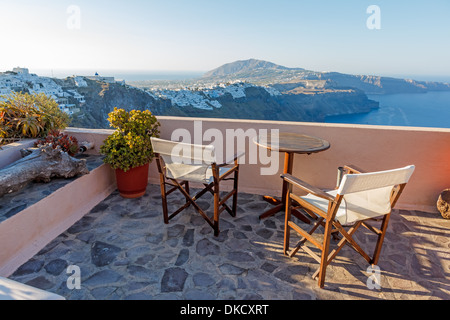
[66,118,450,212]
[152,117,450,213]
[0,163,116,276]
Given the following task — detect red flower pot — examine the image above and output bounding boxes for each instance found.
[115,163,150,199]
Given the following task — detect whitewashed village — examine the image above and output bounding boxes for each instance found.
[0,67,282,114]
[146,81,281,111]
[0,67,90,115]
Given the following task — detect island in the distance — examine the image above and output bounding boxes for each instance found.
[3,60,449,129]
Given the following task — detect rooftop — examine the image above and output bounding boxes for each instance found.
[7,185,450,300]
[1,117,450,301]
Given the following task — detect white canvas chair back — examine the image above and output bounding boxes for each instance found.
[151,137,217,183]
[334,165,415,225]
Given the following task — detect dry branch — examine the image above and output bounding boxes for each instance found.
[0,144,89,197]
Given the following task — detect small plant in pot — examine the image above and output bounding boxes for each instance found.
[35,130,79,156]
[100,108,160,198]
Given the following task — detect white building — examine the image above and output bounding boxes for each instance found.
[59,104,80,116]
[74,77,88,87]
[85,72,115,83]
[12,67,29,75]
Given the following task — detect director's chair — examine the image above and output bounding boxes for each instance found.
[282,165,415,288]
[151,137,243,237]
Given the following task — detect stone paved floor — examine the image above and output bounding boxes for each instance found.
[9,184,450,300]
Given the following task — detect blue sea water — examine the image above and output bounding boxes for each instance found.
[325,91,450,129]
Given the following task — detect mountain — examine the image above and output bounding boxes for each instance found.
[64,79,376,128]
[202,59,450,94]
[203,58,303,78]
[202,59,314,84]
[316,72,450,94]
[13,59,443,129]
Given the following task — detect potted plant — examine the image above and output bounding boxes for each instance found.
[100,108,160,198]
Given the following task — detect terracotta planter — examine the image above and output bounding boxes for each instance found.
[115,163,150,198]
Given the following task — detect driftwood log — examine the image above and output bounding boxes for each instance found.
[0,144,89,197]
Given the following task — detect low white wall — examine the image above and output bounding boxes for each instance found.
[68,118,450,212]
[155,117,450,213]
[0,164,116,277]
[0,131,117,276]
[0,140,36,169]
[65,128,114,155]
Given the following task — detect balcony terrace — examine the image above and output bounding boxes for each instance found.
[1,117,450,300]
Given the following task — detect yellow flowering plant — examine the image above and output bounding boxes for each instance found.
[100,108,160,172]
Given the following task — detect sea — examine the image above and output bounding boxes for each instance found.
[324,91,450,129]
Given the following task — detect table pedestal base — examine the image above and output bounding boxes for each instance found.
[254,134,330,225]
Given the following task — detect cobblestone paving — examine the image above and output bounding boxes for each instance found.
[9,184,450,300]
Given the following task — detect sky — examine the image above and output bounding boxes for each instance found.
[1,0,450,80]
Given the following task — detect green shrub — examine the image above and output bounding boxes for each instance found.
[0,92,70,145]
[100,108,160,172]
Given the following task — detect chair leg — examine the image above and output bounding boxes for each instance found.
[184,181,190,206]
[371,213,391,265]
[232,165,239,217]
[213,182,220,237]
[284,194,292,256]
[159,174,169,224]
[318,220,333,288]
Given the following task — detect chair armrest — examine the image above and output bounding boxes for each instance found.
[217,151,245,167]
[335,165,366,189]
[343,165,366,174]
[281,174,335,202]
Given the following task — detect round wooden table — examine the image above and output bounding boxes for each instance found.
[254,132,331,222]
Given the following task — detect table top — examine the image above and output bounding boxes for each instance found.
[254,132,330,154]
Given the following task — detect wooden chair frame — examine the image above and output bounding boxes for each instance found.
[282,165,408,288]
[155,152,241,237]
